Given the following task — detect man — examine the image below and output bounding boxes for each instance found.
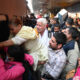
[62,27,80,78]
[42,32,67,80]
[64,17,73,28]
[50,24,60,39]
[50,18,59,32]
[53,24,60,33]
[36,18,49,47]
[0,18,48,70]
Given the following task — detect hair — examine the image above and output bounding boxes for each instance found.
[53,32,67,46]
[7,45,24,62]
[0,14,10,42]
[0,14,10,60]
[37,18,47,25]
[66,17,73,26]
[54,24,60,29]
[52,18,59,24]
[30,13,36,19]
[9,18,23,26]
[0,48,6,60]
[7,45,34,80]
[67,27,79,40]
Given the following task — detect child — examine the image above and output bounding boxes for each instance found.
[0,45,34,80]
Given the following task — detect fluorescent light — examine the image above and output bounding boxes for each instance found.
[27,0,34,13]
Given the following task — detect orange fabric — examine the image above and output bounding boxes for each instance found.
[34,28,39,37]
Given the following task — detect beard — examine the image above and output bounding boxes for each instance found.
[49,44,57,50]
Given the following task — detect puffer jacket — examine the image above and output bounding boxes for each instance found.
[0,54,34,80]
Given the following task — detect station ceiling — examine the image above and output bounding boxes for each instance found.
[32,0,80,12]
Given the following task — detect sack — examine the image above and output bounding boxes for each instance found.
[66,69,76,80]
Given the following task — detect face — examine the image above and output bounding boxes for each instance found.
[36,22,46,33]
[63,28,71,40]
[54,27,60,32]
[9,24,21,36]
[65,22,71,27]
[49,36,58,50]
[50,19,56,24]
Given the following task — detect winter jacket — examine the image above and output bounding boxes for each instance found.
[0,54,34,80]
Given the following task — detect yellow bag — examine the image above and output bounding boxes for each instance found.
[66,69,76,80]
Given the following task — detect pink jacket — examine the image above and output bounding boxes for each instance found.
[0,54,34,80]
[73,67,80,80]
[24,54,34,65]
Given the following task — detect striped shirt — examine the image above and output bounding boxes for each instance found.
[43,48,67,79]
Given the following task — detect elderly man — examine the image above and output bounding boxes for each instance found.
[36,18,49,47]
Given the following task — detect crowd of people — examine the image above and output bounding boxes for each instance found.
[0,12,80,80]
